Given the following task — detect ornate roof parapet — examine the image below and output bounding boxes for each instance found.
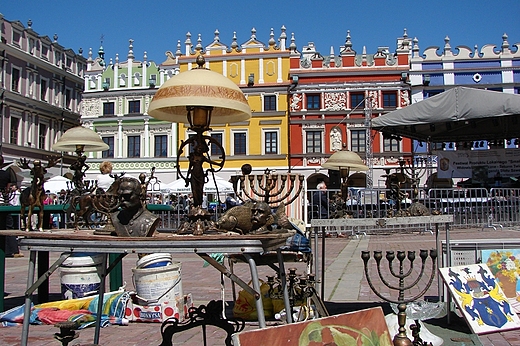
[279,25,287,51]
[128,39,135,60]
[420,33,519,61]
[443,36,453,57]
[340,30,356,67]
[412,37,420,59]
[184,32,192,56]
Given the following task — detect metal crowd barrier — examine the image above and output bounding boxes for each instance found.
[307,187,520,234]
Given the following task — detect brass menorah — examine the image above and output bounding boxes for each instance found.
[231,168,304,207]
[361,249,437,346]
[91,190,121,235]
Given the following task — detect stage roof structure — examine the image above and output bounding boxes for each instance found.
[371,87,520,142]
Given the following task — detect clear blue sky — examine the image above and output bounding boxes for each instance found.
[2,1,519,64]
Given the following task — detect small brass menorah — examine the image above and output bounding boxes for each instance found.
[361,249,437,346]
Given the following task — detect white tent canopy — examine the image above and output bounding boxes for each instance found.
[163,176,234,194]
[371,87,520,142]
[43,176,71,194]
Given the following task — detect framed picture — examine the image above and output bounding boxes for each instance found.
[232,307,392,346]
[481,249,520,313]
[439,263,520,334]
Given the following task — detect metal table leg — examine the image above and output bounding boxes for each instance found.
[94,253,108,344]
[276,249,293,323]
[21,250,37,346]
[243,254,266,328]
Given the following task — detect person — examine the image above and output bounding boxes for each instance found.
[225,193,240,210]
[0,154,23,257]
[96,161,115,192]
[201,192,208,210]
[250,201,274,234]
[110,176,159,237]
[312,181,329,219]
[43,190,53,205]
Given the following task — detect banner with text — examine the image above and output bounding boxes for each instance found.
[433,149,520,179]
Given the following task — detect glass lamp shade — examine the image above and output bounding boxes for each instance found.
[147,67,252,125]
[322,150,369,172]
[52,126,109,152]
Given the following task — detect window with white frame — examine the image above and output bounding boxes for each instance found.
[232,131,247,155]
[383,137,400,152]
[102,137,115,158]
[306,130,322,153]
[127,135,141,158]
[210,132,224,157]
[350,130,366,153]
[128,100,140,114]
[263,94,277,111]
[154,135,168,157]
[263,129,279,155]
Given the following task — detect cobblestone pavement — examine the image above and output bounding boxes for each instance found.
[2,227,520,345]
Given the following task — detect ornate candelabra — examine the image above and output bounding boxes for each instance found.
[361,249,437,346]
[266,268,328,322]
[231,167,304,208]
[398,156,430,201]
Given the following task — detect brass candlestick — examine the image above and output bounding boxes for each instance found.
[361,249,437,346]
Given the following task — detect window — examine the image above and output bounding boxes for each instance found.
[264,95,277,111]
[40,79,47,101]
[10,118,20,144]
[128,135,140,158]
[383,92,397,108]
[350,92,365,109]
[39,124,47,149]
[103,102,115,116]
[210,133,223,157]
[306,131,322,153]
[12,31,21,46]
[265,131,278,154]
[351,130,366,152]
[11,67,20,92]
[154,135,167,157]
[41,45,49,60]
[65,89,71,109]
[102,137,114,158]
[29,38,35,55]
[233,132,246,155]
[306,94,320,110]
[383,137,400,152]
[128,100,140,114]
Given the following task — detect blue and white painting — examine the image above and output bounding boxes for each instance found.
[439,263,520,334]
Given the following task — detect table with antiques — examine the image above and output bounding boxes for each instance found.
[0,229,293,346]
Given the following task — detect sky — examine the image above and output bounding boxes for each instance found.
[2,1,519,64]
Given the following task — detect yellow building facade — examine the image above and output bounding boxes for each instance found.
[159,28,292,179]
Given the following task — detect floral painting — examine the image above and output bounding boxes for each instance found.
[481,249,520,313]
[232,307,392,346]
[439,263,520,334]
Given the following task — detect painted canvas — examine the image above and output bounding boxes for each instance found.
[439,263,520,334]
[481,249,520,313]
[232,307,393,346]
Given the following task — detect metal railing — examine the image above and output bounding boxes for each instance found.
[307,187,520,233]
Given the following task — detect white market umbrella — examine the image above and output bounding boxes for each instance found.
[43,175,71,194]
